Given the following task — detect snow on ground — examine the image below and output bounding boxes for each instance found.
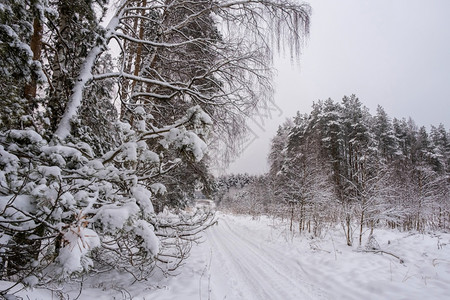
[2,212,450,299]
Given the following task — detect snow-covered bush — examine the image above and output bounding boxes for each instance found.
[0,107,214,287]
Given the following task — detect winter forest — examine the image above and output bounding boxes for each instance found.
[1,0,449,299]
[219,96,450,242]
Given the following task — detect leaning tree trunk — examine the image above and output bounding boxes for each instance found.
[54,12,122,140]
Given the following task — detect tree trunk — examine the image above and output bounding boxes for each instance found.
[370,220,374,235]
[24,17,43,102]
[298,202,304,234]
[131,0,146,91]
[346,214,352,246]
[290,203,294,232]
[359,210,364,246]
[55,14,121,140]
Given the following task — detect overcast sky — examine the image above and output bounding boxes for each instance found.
[225,0,450,175]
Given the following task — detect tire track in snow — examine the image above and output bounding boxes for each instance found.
[220,219,327,298]
[208,221,291,299]
[206,216,326,299]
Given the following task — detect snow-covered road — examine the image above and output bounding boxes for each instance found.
[207,215,325,299]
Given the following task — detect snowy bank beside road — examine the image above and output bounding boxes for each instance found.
[2,212,450,299]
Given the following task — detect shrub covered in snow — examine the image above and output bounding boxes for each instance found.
[0,108,214,288]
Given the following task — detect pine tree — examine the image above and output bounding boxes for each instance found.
[373,105,398,160]
[0,0,48,129]
[268,120,293,177]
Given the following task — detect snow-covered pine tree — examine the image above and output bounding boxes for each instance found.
[0,0,48,130]
[373,105,398,160]
[268,119,294,177]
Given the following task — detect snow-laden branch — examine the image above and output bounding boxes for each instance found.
[54,15,122,140]
[114,31,212,48]
[54,0,309,141]
[93,72,219,104]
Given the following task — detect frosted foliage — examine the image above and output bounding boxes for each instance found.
[41,145,85,167]
[9,130,44,144]
[37,166,61,178]
[89,159,104,169]
[136,141,159,163]
[59,192,75,210]
[41,146,81,157]
[73,142,94,158]
[113,141,162,164]
[0,195,35,224]
[133,220,160,257]
[123,142,137,162]
[58,227,100,276]
[117,121,132,134]
[186,132,208,161]
[365,234,381,251]
[131,186,154,214]
[134,106,146,115]
[95,202,140,233]
[0,171,6,188]
[140,149,159,164]
[22,276,39,288]
[1,126,180,282]
[135,120,146,132]
[0,123,209,280]
[0,195,31,212]
[185,106,213,136]
[198,110,213,126]
[0,145,19,174]
[31,184,59,206]
[162,128,207,161]
[150,183,167,195]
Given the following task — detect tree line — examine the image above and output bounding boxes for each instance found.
[218,95,450,246]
